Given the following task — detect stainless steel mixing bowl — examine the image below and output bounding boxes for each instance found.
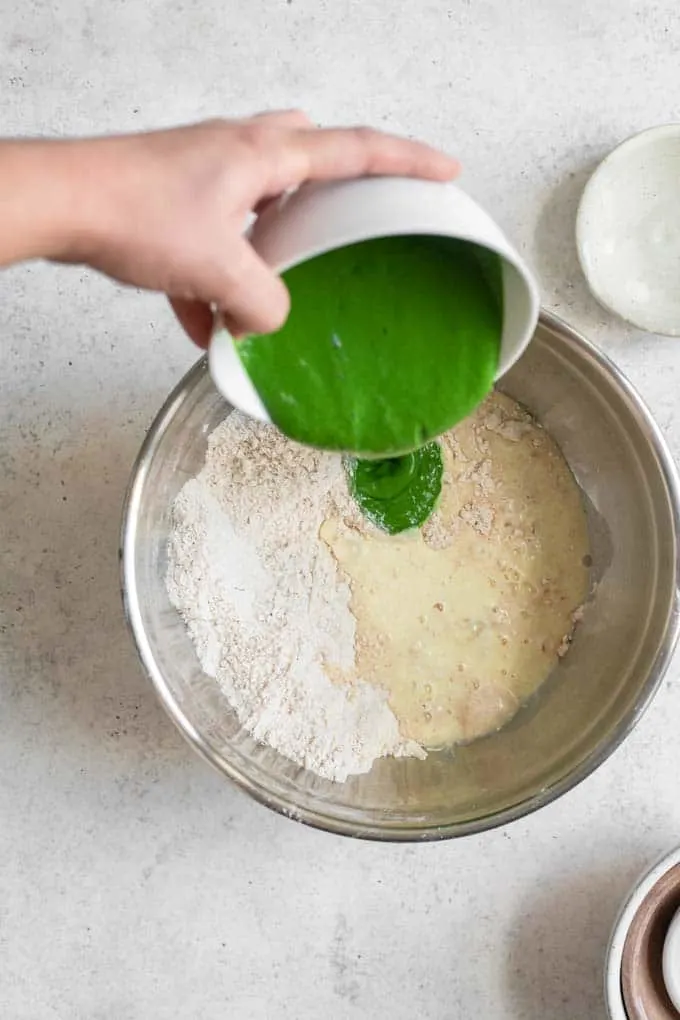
[121,312,680,840]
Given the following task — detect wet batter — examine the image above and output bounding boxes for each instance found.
[321,392,590,748]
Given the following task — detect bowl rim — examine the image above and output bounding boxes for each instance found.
[575,123,680,336]
[120,310,680,841]
[604,843,680,1018]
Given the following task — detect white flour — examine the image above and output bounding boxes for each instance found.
[165,411,423,782]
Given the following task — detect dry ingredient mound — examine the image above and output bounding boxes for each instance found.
[165,412,424,782]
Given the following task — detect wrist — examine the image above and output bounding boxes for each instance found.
[0,137,110,266]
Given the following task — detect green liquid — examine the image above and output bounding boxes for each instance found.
[238,235,503,457]
[237,234,503,531]
[348,442,443,535]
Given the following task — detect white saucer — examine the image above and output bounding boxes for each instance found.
[576,124,680,335]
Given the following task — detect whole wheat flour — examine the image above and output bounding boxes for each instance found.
[165,411,424,783]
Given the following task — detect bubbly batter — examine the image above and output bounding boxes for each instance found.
[321,392,590,748]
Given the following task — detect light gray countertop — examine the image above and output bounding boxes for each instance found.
[1,2,679,1017]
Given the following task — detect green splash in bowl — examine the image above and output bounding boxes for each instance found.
[347,442,444,535]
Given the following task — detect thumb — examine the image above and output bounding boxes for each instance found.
[216,238,290,337]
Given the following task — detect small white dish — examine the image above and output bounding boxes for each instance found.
[663,906,680,1013]
[577,124,680,336]
[209,176,539,426]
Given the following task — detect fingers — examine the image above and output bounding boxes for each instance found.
[168,115,456,349]
[170,297,214,348]
[264,125,460,194]
[213,237,290,336]
[170,241,290,345]
[304,127,460,181]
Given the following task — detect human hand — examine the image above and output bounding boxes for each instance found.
[53,112,459,346]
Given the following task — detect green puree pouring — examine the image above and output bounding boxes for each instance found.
[237,235,503,534]
[347,442,444,534]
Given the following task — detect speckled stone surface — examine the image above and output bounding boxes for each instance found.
[1,2,680,1017]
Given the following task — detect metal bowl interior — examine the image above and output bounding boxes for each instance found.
[121,313,680,840]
